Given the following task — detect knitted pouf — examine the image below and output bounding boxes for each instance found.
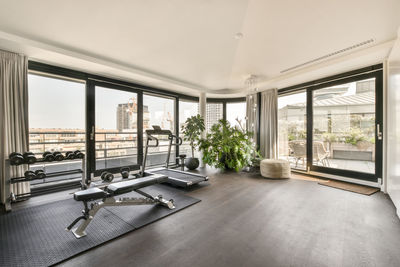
[260,159,291,179]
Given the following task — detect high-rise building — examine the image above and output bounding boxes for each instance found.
[206,103,223,132]
[116,99,150,131]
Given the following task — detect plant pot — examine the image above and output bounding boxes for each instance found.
[185,157,199,170]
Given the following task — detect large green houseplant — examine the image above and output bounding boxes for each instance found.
[199,119,258,172]
[181,114,205,170]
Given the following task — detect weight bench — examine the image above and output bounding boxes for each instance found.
[66,174,175,238]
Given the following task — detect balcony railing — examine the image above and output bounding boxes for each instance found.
[28,131,177,185]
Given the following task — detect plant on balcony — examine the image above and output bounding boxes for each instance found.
[344,128,366,146]
[368,136,375,144]
[199,119,259,172]
[322,132,337,151]
[181,114,205,170]
[287,124,306,141]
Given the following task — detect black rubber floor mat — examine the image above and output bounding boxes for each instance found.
[105,184,201,228]
[0,185,200,266]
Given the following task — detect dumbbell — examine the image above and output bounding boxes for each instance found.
[24,170,36,180]
[43,151,55,162]
[35,170,46,179]
[23,152,37,164]
[24,170,46,180]
[120,167,130,179]
[74,150,84,159]
[65,151,76,160]
[101,171,114,183]
[9,152,24,165]
[53,151,65,161]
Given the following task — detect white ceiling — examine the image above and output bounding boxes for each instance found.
[0,0,399,97]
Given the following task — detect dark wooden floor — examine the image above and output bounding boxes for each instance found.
[16,169,400,267]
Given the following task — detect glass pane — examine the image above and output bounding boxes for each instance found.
[206,103,223,132]
[312,78,375,173]
[143,94,175,167]
[95,86,138,169]
[278,91,307,170]
[179,100,199,158]
[28,74,85,184]
[226,102,246,129]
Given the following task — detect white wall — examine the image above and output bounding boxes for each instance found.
[387,28,400,218]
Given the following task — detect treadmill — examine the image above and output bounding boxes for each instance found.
[141,126,208,187]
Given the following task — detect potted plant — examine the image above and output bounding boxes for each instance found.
[181,114,205,170]
[199,119,258,172]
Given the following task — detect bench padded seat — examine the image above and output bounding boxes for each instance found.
[74,187,108,201]
[73,175,168,201]
[106,176,168,195]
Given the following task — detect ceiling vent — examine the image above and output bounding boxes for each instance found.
[280,39,374,73]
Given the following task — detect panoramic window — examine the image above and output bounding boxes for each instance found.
[143,94,176,166]
[28,73,86,183]
[95,86,138,169]
[278,91,307,170]
[226,102,246,129]
[179,100,199,157]
[206,102,223,132]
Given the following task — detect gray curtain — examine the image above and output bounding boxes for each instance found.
[0,50,30,205]
[260,89,278,159]
[246,93,258,145]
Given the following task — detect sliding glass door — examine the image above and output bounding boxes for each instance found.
[309,72,382,181]
[278,91,307,170]
[312,78,376,173]
[278,69,383,182]
[86,81,140,177]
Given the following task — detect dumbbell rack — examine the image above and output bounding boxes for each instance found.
[4,156,86,212]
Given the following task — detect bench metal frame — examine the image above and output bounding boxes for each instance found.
[67,188,175,238]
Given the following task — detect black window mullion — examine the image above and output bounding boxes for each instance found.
[375,70,383,180]
[223,101,227,121]
[86,80,96,183]
[175,97,180,163]
[306,88,313,172]
[137,91,144,166]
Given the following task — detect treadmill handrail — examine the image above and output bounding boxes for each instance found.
[147,134,159,147]
[145,129,173,135]
[169,134,182,146]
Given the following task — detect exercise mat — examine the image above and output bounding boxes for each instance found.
[0,184,200,266]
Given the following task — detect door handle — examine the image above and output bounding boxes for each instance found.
[90,126,95,141]
[377,124,383,140]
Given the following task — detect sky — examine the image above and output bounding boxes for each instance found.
[29,74,85,129]
[226,102,246,126]
[29,74,199,131]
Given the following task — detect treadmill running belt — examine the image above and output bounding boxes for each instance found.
[150,169,205,183]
